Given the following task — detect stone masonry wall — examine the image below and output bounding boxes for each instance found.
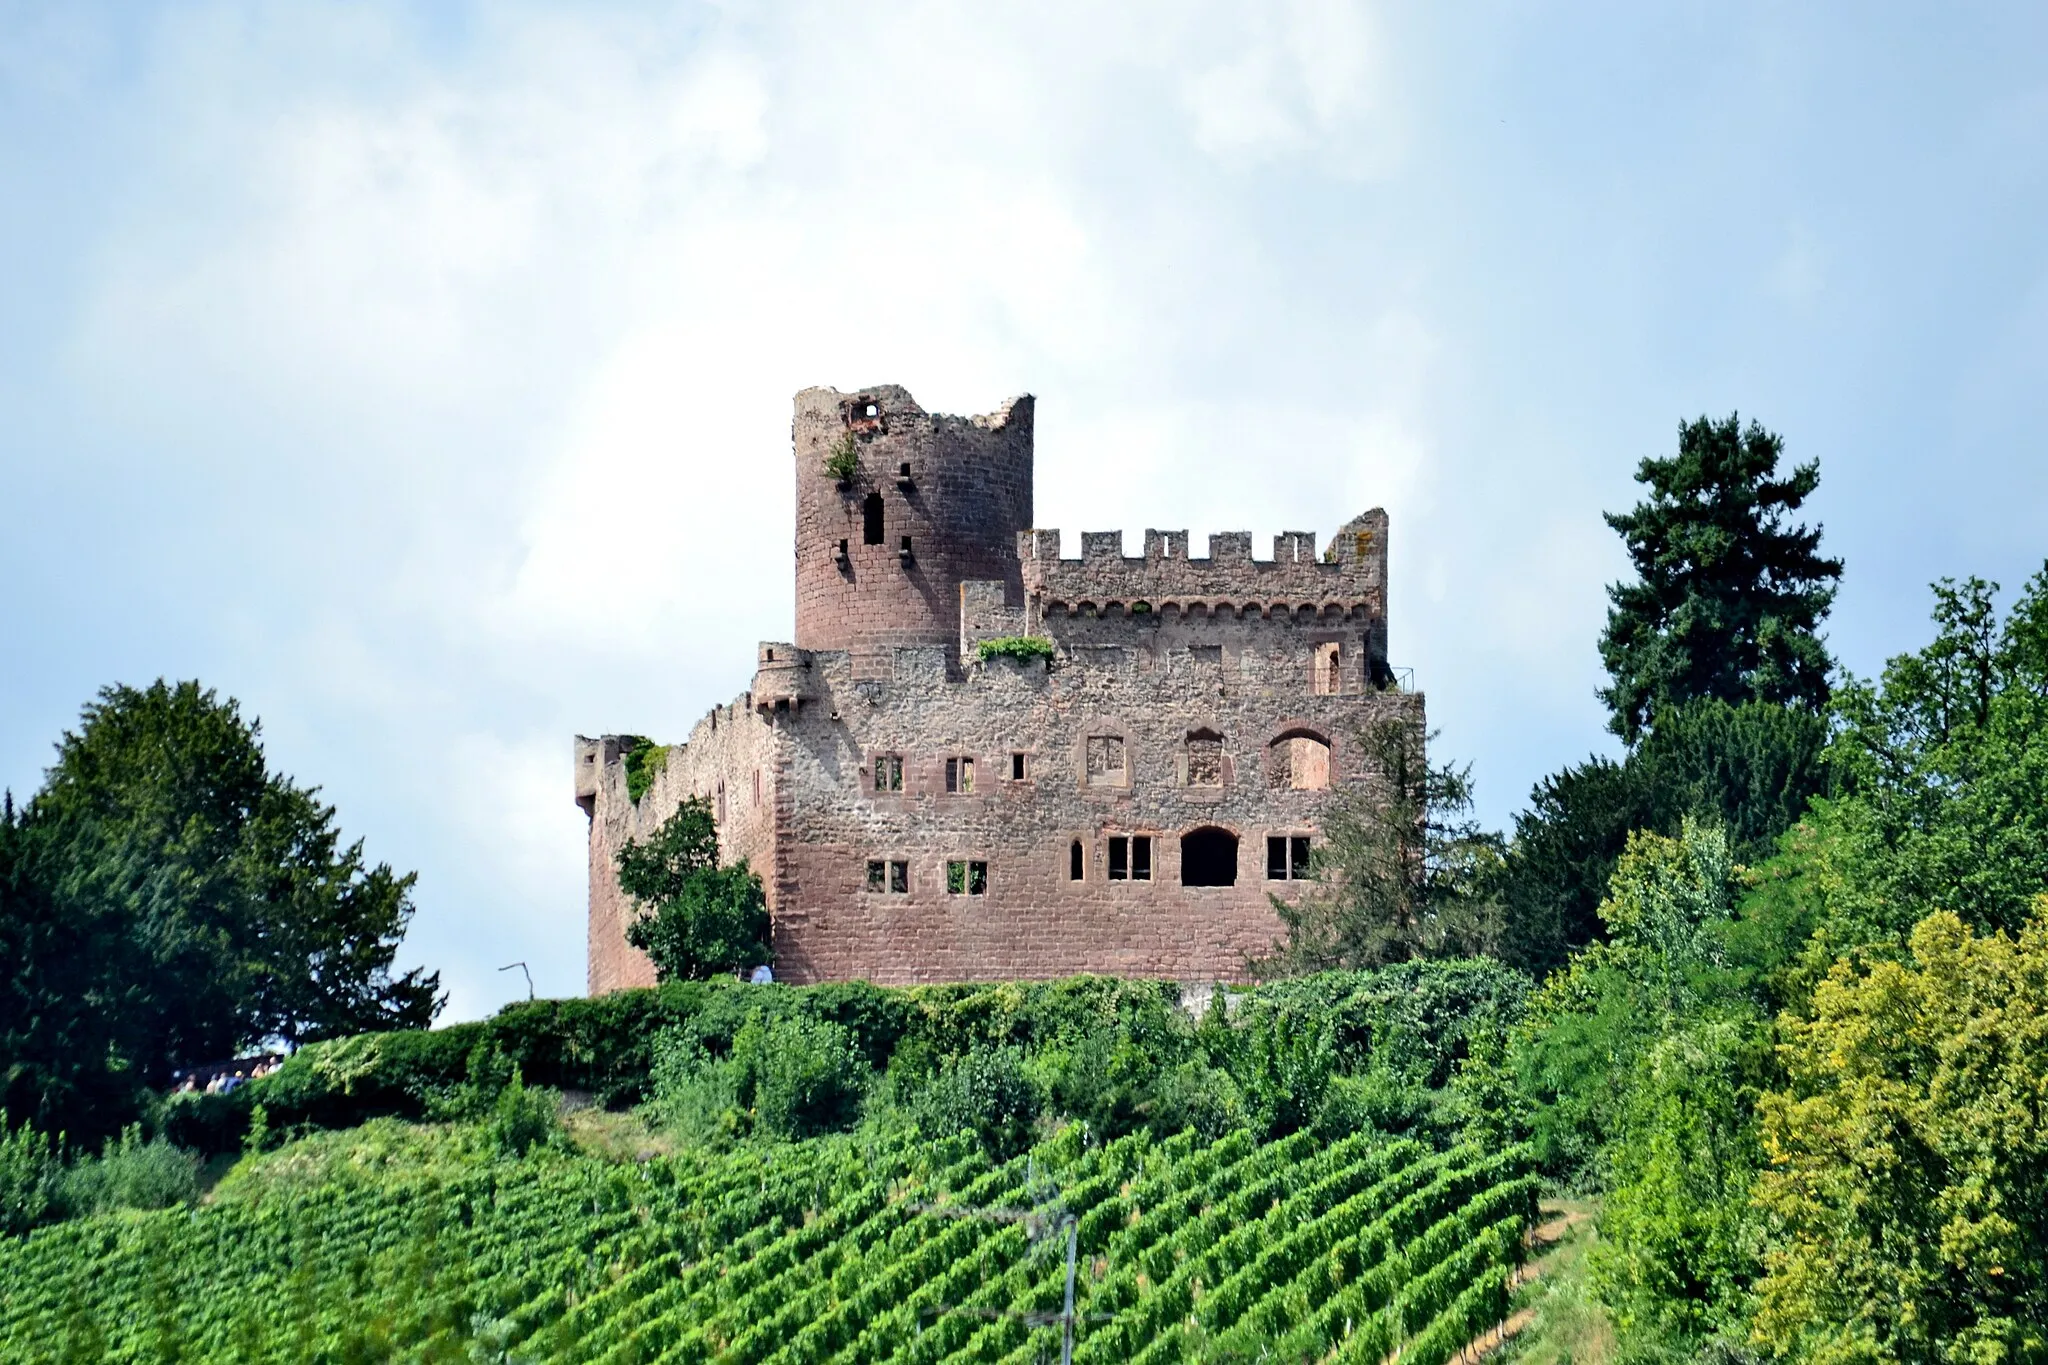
[578,690,782,995]
[793,385,1033,676]
[582,381,1421,994]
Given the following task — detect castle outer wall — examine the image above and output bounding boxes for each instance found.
[578,385,1423,991]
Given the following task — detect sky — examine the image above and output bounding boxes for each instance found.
[2,2,2045,1022]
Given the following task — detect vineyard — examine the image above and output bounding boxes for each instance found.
[0,1121,1537,1364]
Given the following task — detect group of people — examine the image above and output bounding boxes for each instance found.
[170,1055,284,1095]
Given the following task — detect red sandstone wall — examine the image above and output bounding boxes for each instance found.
[793,385,1032,673]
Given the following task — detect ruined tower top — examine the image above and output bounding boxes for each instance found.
[792,384,1034,672]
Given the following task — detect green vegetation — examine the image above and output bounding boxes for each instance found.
[1266,717,1504,971]
[1597,413,1842,744]
[619,734,671,802]
[6,412,2048,1362]
[0,681,438,1145]
[975,635,1057,663]
[825,430,862,482]
[0,1114,1538,1364]
[618,796,772,980]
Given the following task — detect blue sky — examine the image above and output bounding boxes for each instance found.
[3,2,2044,1021]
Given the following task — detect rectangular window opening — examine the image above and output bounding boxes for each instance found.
[873,755,903,793]
[1085,735,1127,786]
[946,860,990,896]
[1268,835,1313,880]
[1132,836,1151,881]
[868,860,886,892]
[1011,752,1027,781]
[1069,839,1084,881]
[1108,836,1129,881]
[890,860,908,894]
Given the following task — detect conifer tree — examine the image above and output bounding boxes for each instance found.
[1599,415,1842,743]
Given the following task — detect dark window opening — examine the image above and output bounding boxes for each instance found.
[891,860,909,893]
[900,535,914,564]
[862,492,885,545]
[1133,836,1152,881]
[868,860,885,891]
[1181,827,1239,887]
[873,755,903,793]
[1012,752,1027,781]
[945,757,975,793]
[1108,836,1128,880]
[1267,836,1314,881]
[867,859,908,893]
[946,860,988,895]
[1069,840,1084,881]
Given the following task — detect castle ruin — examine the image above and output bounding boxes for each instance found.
[576,384,1424,991]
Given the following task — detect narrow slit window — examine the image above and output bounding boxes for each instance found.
[862,492,885,545]
[1069,839,1084,880]
[1011,752,1027,781]
[1132,836,1152,881]
[1108,836,1129,881]
[1313,642,1343,695]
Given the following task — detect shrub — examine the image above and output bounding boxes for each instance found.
[57,1125,200,1217]
[912,1046,1042,1157]
[0,1110,61,1236]
[823,432,861,483]
[647,1011,869,1143]
[620,737,670,804]
[485,1069,559,1158]
[974,636,1056,664]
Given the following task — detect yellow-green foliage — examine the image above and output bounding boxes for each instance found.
[621,736,670,803]
[1752,901,2048,1361]
[824,431,861,482]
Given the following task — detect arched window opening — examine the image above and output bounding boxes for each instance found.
[1186,728,1224,787]
[1180,827,1238,887]
[1267,731,1331,791]
[862,492,885,545]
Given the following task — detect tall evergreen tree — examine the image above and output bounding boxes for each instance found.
[1599,415,1842,743]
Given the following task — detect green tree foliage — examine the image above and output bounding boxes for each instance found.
[1515,821,1766,1351]
[617,796,771,981]
[4,681,439,1140]
[910,1045,1043,1157]
[1752,906,2048,1362]
[1266,719,1503,972]
[1499,699,1830,977]
[1599,414,1842,744]
[1823,568,2048,939]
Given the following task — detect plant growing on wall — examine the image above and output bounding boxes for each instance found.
[823,432,861,484]
[619,737,670,804]
[976,636,1057,664]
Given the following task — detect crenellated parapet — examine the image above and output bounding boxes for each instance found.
[1017,510,1388,625]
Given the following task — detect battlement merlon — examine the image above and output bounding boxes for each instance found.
[1017,510,1389,620]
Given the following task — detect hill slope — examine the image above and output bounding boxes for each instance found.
[0,1120,1536,1364]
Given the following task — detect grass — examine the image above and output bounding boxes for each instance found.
[1495,1197,1617,1365]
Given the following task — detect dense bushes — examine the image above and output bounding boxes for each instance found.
[148,966,1529,1159]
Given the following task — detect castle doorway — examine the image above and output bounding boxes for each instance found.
[1180,827,1238,887]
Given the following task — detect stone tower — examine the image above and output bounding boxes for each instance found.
[792,384,1034,673]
